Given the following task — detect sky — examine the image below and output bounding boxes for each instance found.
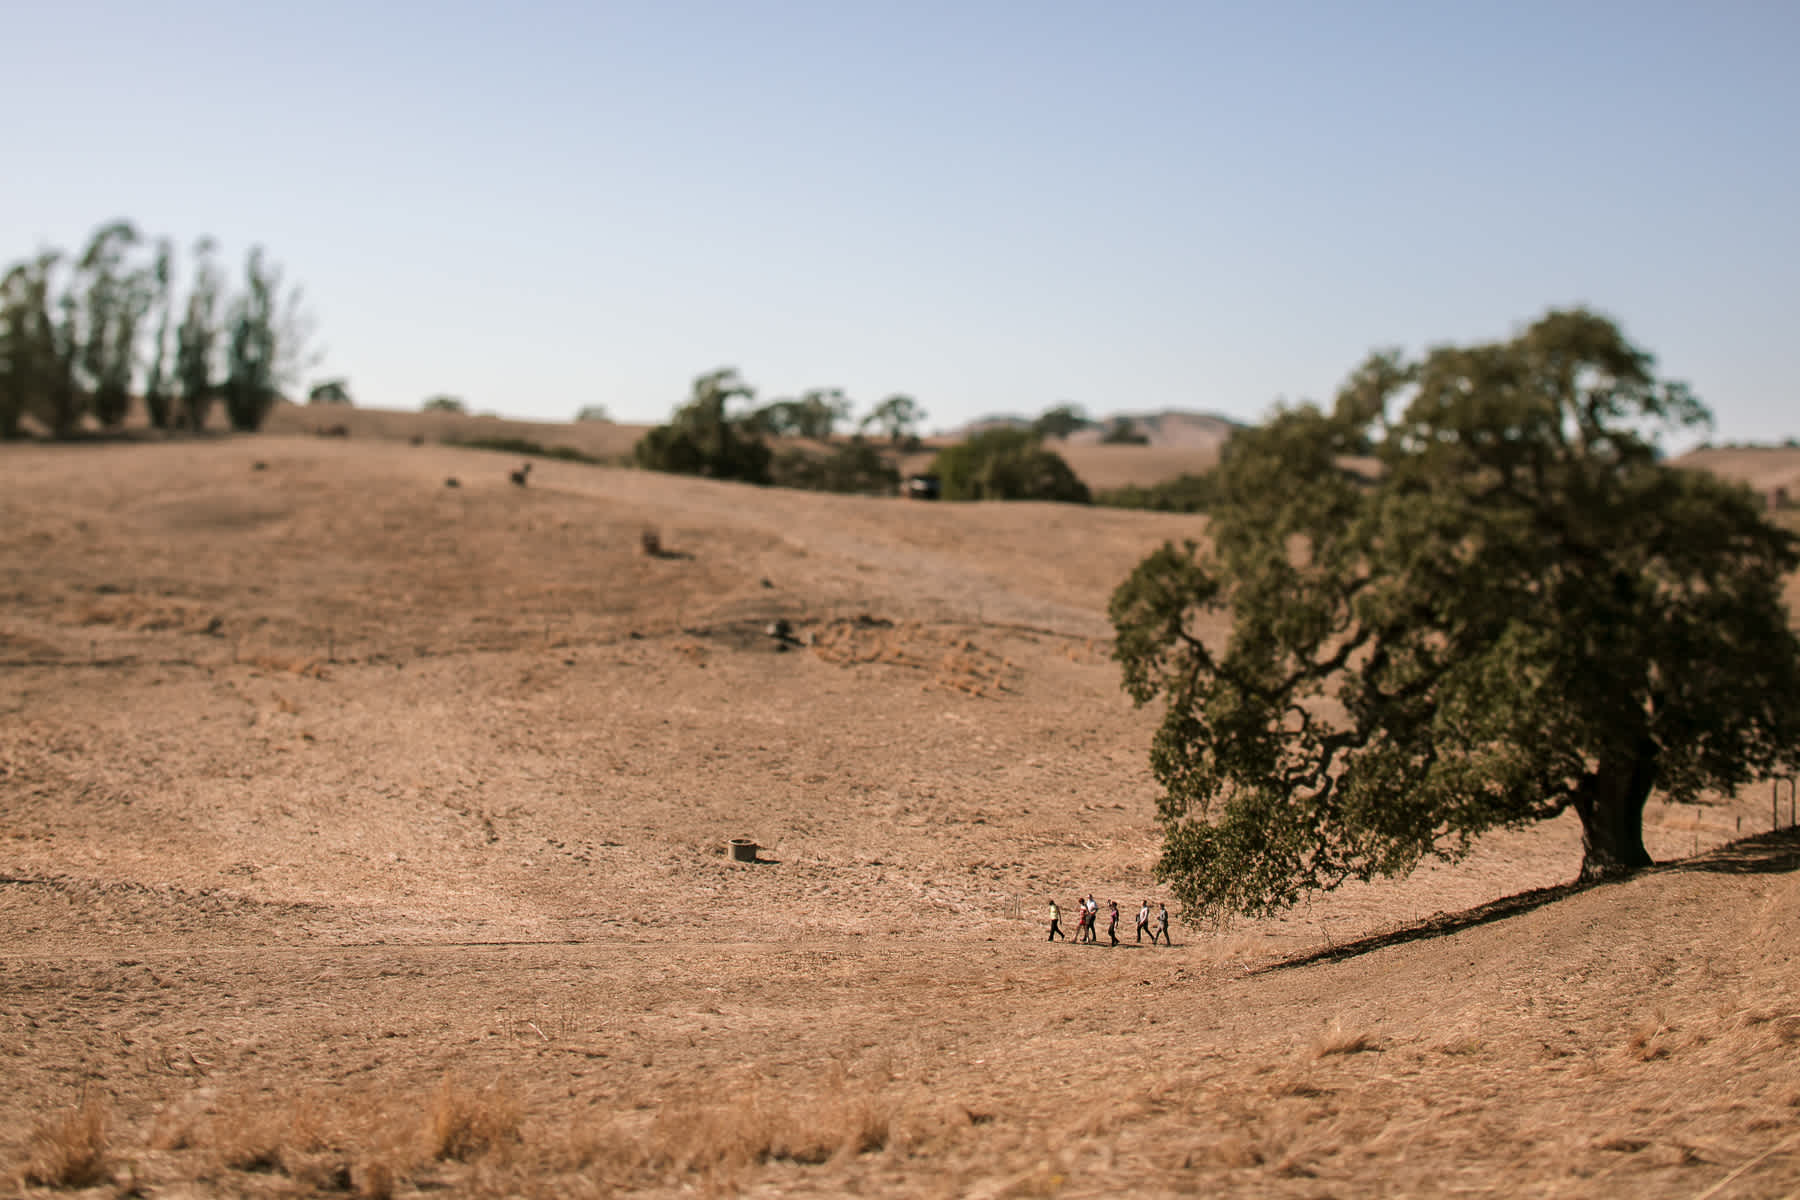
[3,1,1796,442]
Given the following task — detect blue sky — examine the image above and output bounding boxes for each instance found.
[4,1,1796,440]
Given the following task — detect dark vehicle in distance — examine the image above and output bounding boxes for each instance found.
[906,473,941,500]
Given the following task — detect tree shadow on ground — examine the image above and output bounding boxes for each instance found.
[1253,828,1800,975]
[1665,826,1800,875]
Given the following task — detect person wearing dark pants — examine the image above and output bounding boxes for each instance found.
[1135,899,1151,943]
[1107,900,1120,946]
[1047,898,1065,941]
[1153,903,1171,946]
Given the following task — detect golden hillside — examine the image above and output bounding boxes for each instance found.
[2,436,1798,1196]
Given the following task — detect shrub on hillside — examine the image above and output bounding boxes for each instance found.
[1031,404,1092,440]
[635,368,773,484]
[929,428,1090,503]
[1100,417,1150,445]
[307,379,352,406]
[446,436,604,465]
[770,436,901,495]
[634,421,771,483]
[1095,472,1220,513]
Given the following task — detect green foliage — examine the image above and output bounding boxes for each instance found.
[1095,472,1220,513]
[174,238,224,432]
[222,250,275,431]
[222,246,311,432]
[797,389,851,439]
[574,404,611,422]
[77,220,152,429]
[1032,404,1091,440]
[929,427,1091,503]
[860,393,927,444]
[1111,309,1800,920]
[0,253,63,439]
[1100,417,1149,445]
[744,400,799,436]
[423,394,467,414]
[771,435,901,494]
[634,368,771,484]
[308,378,353,406]
[749,388,851,439]
[0,234,139,437]
[48,282,82,436]
[141,240,175,430]
[447,435,602,465]
[1,222,315,438]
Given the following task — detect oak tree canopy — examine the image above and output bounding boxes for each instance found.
[1110,310,1800,918]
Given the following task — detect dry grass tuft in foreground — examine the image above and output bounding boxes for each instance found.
[139,1084,454,1195]
[1625,1013,1677,1061]
[428,1073,524,1162]
[1313,1025,1381,1058]
[354,1156,397,1200]
[207,1097,301,1173]
[20,1091,110,1189]
[119,1072,907,1194]
[646,1084,892,1170]
[566,1076,900,1190]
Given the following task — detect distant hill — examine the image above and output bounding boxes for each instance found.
[956,413,1035,436]
[1673,444,1800,498]
[1062,410,1245,450]
[956,408,1246,450]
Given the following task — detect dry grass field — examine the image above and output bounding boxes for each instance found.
[4,429,1800,1198]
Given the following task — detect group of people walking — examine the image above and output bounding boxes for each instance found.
[1047,896,1170,946]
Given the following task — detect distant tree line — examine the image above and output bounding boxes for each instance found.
[1692,438,1800,451]
[929,428,1090,503]
[1099,417,1150,444]
[308,379,352,406]
[634,369,925,496]
[635,371,1111,502]
[1094,472,1219,513]
[0,219,314,439]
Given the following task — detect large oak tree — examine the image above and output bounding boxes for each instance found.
[1110,310,1800,918]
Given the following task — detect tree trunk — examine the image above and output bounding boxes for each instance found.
[1573,742,1657,881]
